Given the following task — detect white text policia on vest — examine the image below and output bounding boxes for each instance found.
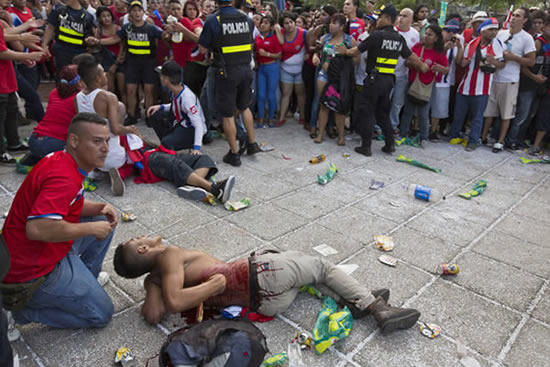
[222,21,250,35]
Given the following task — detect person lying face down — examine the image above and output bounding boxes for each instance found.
[113,235,421,333]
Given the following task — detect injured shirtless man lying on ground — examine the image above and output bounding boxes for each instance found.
[113,235,421,332]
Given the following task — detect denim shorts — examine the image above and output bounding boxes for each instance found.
[280,67,303,84]
[317,70,328,83]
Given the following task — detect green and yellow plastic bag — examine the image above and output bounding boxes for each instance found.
[312,296,353,354]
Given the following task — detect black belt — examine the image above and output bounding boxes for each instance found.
[248,255,259,312]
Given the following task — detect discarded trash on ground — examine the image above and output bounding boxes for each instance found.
[375,235,394,251]
[292,332,313,350]
[83,177,97,192]
[300,284,323,299]
[342,152,351,158]
[221,305,242,319]
[440,263,460,275]
[520,156,550,164]
[369,180,385,190]
[458,180,487,200]
[261,352,288,367]
[15,158,32,174]
[395,136,421,147]
[202,194,218,206]
[224,197,251,211]
[313,243,338,257]
[282,154,292,160]
[419,322,441,339]
[317,163,338,185]
[409,184,444,202]
[288,341,307,366]
[309,154,326,164]
[312,296,353,354]
[121,213,137,222]
[378,254,398,267]
[389,201,401,207]
[397,155,442,173]
[114,347,135,367]
[260,142,275,152]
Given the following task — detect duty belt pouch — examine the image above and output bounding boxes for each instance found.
[0,277,46,312]
[407,47,434,105]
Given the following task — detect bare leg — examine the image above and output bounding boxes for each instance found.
[498,119,510,144]
[481,117,493,141]
[533,130,547,148]
[314,105,329,143]
[126,84,138,118]
[142,277,167,325]
[223,116,238,153]
[185,168,213,192]
[279,83,293,122]
[336,113,345,145]
[431,117,439,133]
[295,84,306,122]
[143,84,156,112]
[107,71,116,93]
[241,108,256,144]
[116,72,128,108]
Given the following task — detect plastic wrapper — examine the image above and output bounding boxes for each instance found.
[375,235,394,251]
[317,163,338,185]
[312,297,353,354]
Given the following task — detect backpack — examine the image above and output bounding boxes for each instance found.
[158,319,269,367]
[320,55,355,114]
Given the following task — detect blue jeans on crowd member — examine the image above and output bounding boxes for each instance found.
[399,97,431,141]
[507,89,536,145]
[14,67,44,122]
[256,62,279,120]
[201,66,219,129]
[24,134,66,166]
[13,216,114,329]
[0,296,13,367]
[389,74,409,130]
[449,94,489,144]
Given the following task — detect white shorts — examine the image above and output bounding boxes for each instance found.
[484,81,519,120]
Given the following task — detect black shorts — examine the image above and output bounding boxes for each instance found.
[148,152,217,187]
[215,65,253,117]
[125,59,157,84]
[535,93,550,132]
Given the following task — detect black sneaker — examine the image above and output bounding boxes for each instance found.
[238,137,247,155]
[202,133,213,145]
[246,142,261,155]
[210,175,235,203]
[465,142,478,152]
[176,185,208,201]
[354,146,372,156]
[429,132,440,142]
[0,152,16,164]
[124,115,137,126]
[504,143,519,152]
[7,143,29,152]
[381,144,396,155]
[223,151,241,167]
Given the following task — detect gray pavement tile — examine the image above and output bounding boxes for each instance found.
[353,191,427,223]
[406,208,486,247]
[317,206,398,244]
[494,213,550,248]
[469,185,524,210]
[492,160,549,184]
[341,165,400,192]
[0,171,25,193]
[344,247,433,307]
[529,183,550,202]
[272,223,364,264]
[410,280,521,358]
[260,161,329,188]
[103,259,147,302]
[513,198,550,224]
[171,220,264,261]
[11,339,41,367]
[271,189,343,220]
[227,203,308,241]
[432,195,502,227]
[25,306,166,367]
[504,319,550,367]
[449,252,544,312]
[236,173,300,202]
[255,317,346,367]
[531,290,550,324]
[437,160,485,181]
[241,151,294,173]
[389,227,461,274]
[307,177,370,205]
[104,282,135,313]
[366,158,420,179]
[473,230,550,279]
[446,148,510,170]
[481,172,535,197]
[407,170,466,197]
[353,327,490,367]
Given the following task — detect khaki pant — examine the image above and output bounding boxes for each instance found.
[252,251,375,316]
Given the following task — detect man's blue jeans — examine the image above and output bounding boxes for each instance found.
[400,96,431,141]
[389,74,409,130]
[507,89,536,145]
[13,216,114,329]
[24,134,66,166]
[449,93,489,144]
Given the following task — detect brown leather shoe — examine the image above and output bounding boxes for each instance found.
[367,296,420,333]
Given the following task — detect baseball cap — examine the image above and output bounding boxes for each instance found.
[375,4,397,19]
[156,60,181,78]
[129,0,143,9]
[365,13,378,22]
[443,19,460,33]
[472,11,488,22]
[478,17,499,34]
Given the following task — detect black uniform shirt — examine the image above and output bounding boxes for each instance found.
[358,25,412,73]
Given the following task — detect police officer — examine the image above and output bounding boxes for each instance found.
[337,4,428,156]
[41,0,95,79]
[198,0,261,167]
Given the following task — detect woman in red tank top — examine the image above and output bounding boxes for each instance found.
[95,6,122,95]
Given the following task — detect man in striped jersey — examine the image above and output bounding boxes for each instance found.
[448,18,505,151]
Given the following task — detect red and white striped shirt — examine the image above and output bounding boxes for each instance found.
[458,37,504,96]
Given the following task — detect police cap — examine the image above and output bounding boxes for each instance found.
[375,4,398,19]
[129,0,143,9]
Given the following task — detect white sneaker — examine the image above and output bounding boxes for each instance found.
[13,353,20,367]
[97,271,110,287]
[176,186,208,201]
[6,311,20,342]
[109,168,125,196]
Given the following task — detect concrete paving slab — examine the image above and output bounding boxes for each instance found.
[449,252,544,312]
[11,339,41,367]
[353,191,427,223]
[473,230,550,279]
[531,289,550,324]
[512,198,550,224]
[432,195,502,227]
[410,279,521,358]
[528,183,550,201]
[494,213,550,248]
[504,319,550,367]
[271,188,343,220]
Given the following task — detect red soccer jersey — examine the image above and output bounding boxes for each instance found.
[0,24,17,94]
[189,17,205,63]
[458,37,504,96]
[109,5,127,25]
[2,151,87,283]
[32,89,77,141]
[172,17,196,67]
[281,27,306,61]
[408,43,449,84]
[255,32,282,64]
[348,18,365,41]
